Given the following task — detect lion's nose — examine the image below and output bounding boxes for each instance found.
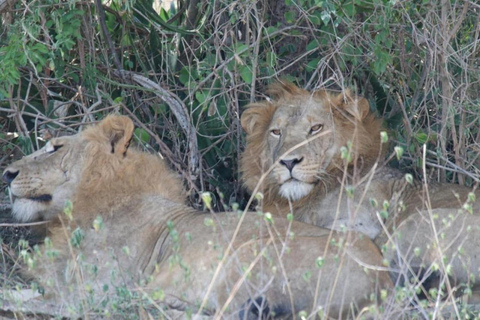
[2,169,19,185]
[279,157,303,172]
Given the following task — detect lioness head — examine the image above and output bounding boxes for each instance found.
[2,115,184,223]
[240,82,383,204]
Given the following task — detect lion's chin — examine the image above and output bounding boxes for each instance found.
[279,180,314,201]
[11,198,47,222]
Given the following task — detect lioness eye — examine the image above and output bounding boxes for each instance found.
[45,143,62,153]
[270,129,281,137]
[310,124,323,134]
[45,142,54,153]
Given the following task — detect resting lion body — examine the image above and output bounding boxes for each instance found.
[2,115,391,318]
[240,82,480,294]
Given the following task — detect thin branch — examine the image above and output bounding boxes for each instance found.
[114,70,199,179]
[94,0,122,71]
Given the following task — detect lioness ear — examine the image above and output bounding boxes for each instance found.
[241,103,276,135]
[333,90,370,121]
[97,115,134,155]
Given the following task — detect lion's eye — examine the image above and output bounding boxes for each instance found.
[270,129,281,137]
[45,142,63,153]
[310,124,323,135]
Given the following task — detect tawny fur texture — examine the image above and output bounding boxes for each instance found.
[3,115,392,319]
[240,82,480,297]
[74,116,186,222]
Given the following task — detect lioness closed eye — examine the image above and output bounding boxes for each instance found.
[240,82,480,300]
[2,115,391,319]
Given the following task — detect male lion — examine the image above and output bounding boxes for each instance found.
[2,115,392,319]
[240,82,480,297]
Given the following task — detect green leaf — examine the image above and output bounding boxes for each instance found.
[309,14,321,25]
[235,44,249,55]
[305,58,320,72]
[315,256,325,268]
[405,173,413,184]
[373,46,392,75]
[284,11,296,24]
[380,131,388,143]
[202,192,213,210]
[93,216,104,231]
[394,146,404,160]
[70,227,85,248]
[343,1,356,16]
[307,40,320,51]
[179,67,198,85]
[415,132,428,144]
[239,65,253,84]
[33,43,49,54]
[195,91,207,104]
[264,26,278,36]
[320,11,331,24]
[159,8,169,21]
[135,128,150,144]
[266,52,277,67]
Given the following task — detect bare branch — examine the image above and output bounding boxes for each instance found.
[114,70,199,179]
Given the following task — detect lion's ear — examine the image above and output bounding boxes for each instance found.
[333,90,370,121]
[241,103,276,135]
[267,81,304,100]
[241,107,259,135]
[97,115,134,155]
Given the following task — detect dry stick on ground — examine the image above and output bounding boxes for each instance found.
[114,70,200,180]
[0,221,49,227]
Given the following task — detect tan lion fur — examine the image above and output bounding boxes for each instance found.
[3,115,392,318]
[240,82,480,296]
[74,116,186,223]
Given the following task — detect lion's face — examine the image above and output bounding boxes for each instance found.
[2,115,136,222]
[241,82,382,203]
[3,135,87,222]
[263,96,338,201]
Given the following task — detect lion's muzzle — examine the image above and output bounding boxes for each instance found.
[2,168,53,203]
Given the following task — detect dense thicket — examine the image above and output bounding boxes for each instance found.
[1,0,479,209]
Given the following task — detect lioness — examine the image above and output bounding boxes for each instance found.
[2,115,391,318]
[240,82,480,295]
